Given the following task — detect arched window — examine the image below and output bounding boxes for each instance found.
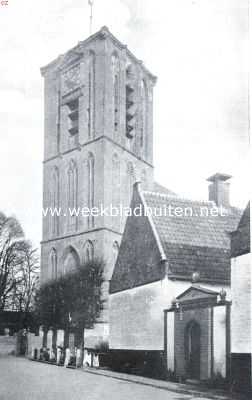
[85,152,95,228]
[140,79,148,156]
[127,161,135,205]
[112,153,120,230]
[112,241,119,266]
[50,167,59,236]
[83,240,94,263]
[63,246,80,274]
[49,248,57,280]
[88,153,95,227]
[112,53,120,135]
[67,160,78,230]
[88,51,95,139]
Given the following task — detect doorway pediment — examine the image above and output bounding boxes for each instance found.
[176,285,219,305]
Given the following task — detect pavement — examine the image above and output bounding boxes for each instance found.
[0,356,249,400]
[82,365,248,400]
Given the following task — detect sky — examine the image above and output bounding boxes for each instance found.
[0,0,250,249]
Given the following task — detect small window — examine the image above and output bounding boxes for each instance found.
[67,98,79,136]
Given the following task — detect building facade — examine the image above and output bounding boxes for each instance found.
[230,203,251,392]
[109,177,242,379]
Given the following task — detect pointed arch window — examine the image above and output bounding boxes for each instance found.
[140,79,148,156]
[67,160,78,230]
[63,246,80,274]
[112,153,120,229]
[87,152,95,228]
[49,248,57,280]
[127,161,135,206]
[112,54,120,135]
[112,241,119,266]
[83,240,94,263]
[88,51,95,139]
[50,167,59,237]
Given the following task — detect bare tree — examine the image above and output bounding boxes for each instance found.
[0,212,39,312]
[11,245,39,313]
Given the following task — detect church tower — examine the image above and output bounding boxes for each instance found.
[40,26,156,346]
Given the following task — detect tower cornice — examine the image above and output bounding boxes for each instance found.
[40,26,157,83]
[42,134,154,169]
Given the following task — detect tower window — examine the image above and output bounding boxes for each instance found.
[112,54,120,135]
[114,74,119,131]
[127,161,135,205]
[50,167,59,237]
[83,240,94,263]
[88,51,95,139]
[140,80,148,152]
[125,65,136,139]
[84,152,95,228]
[67,160,78,230]
[67,98,79,136]
[49,248,57,280]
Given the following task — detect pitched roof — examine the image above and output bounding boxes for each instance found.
[231,202,250,257]
[142,190,242,284]
[110,184,243,293]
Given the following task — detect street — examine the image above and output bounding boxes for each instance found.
[0,357,215,400]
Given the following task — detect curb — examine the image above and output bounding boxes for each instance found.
[81,367,237,400]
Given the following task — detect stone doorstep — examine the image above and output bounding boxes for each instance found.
[28,360,246,400]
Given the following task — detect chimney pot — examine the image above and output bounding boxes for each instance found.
[207,173,232,208]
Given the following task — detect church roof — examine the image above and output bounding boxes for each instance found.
[231,202,250,258]
[143,190,242,283]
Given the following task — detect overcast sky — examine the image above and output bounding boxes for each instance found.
[0,0,249,249]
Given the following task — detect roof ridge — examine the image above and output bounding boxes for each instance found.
[143,190,215,206]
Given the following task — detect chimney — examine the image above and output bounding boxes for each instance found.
[207,173,232,208]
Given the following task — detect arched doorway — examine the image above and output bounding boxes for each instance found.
[185,321,201,379]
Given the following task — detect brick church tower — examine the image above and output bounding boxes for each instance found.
[40,26,156,345]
